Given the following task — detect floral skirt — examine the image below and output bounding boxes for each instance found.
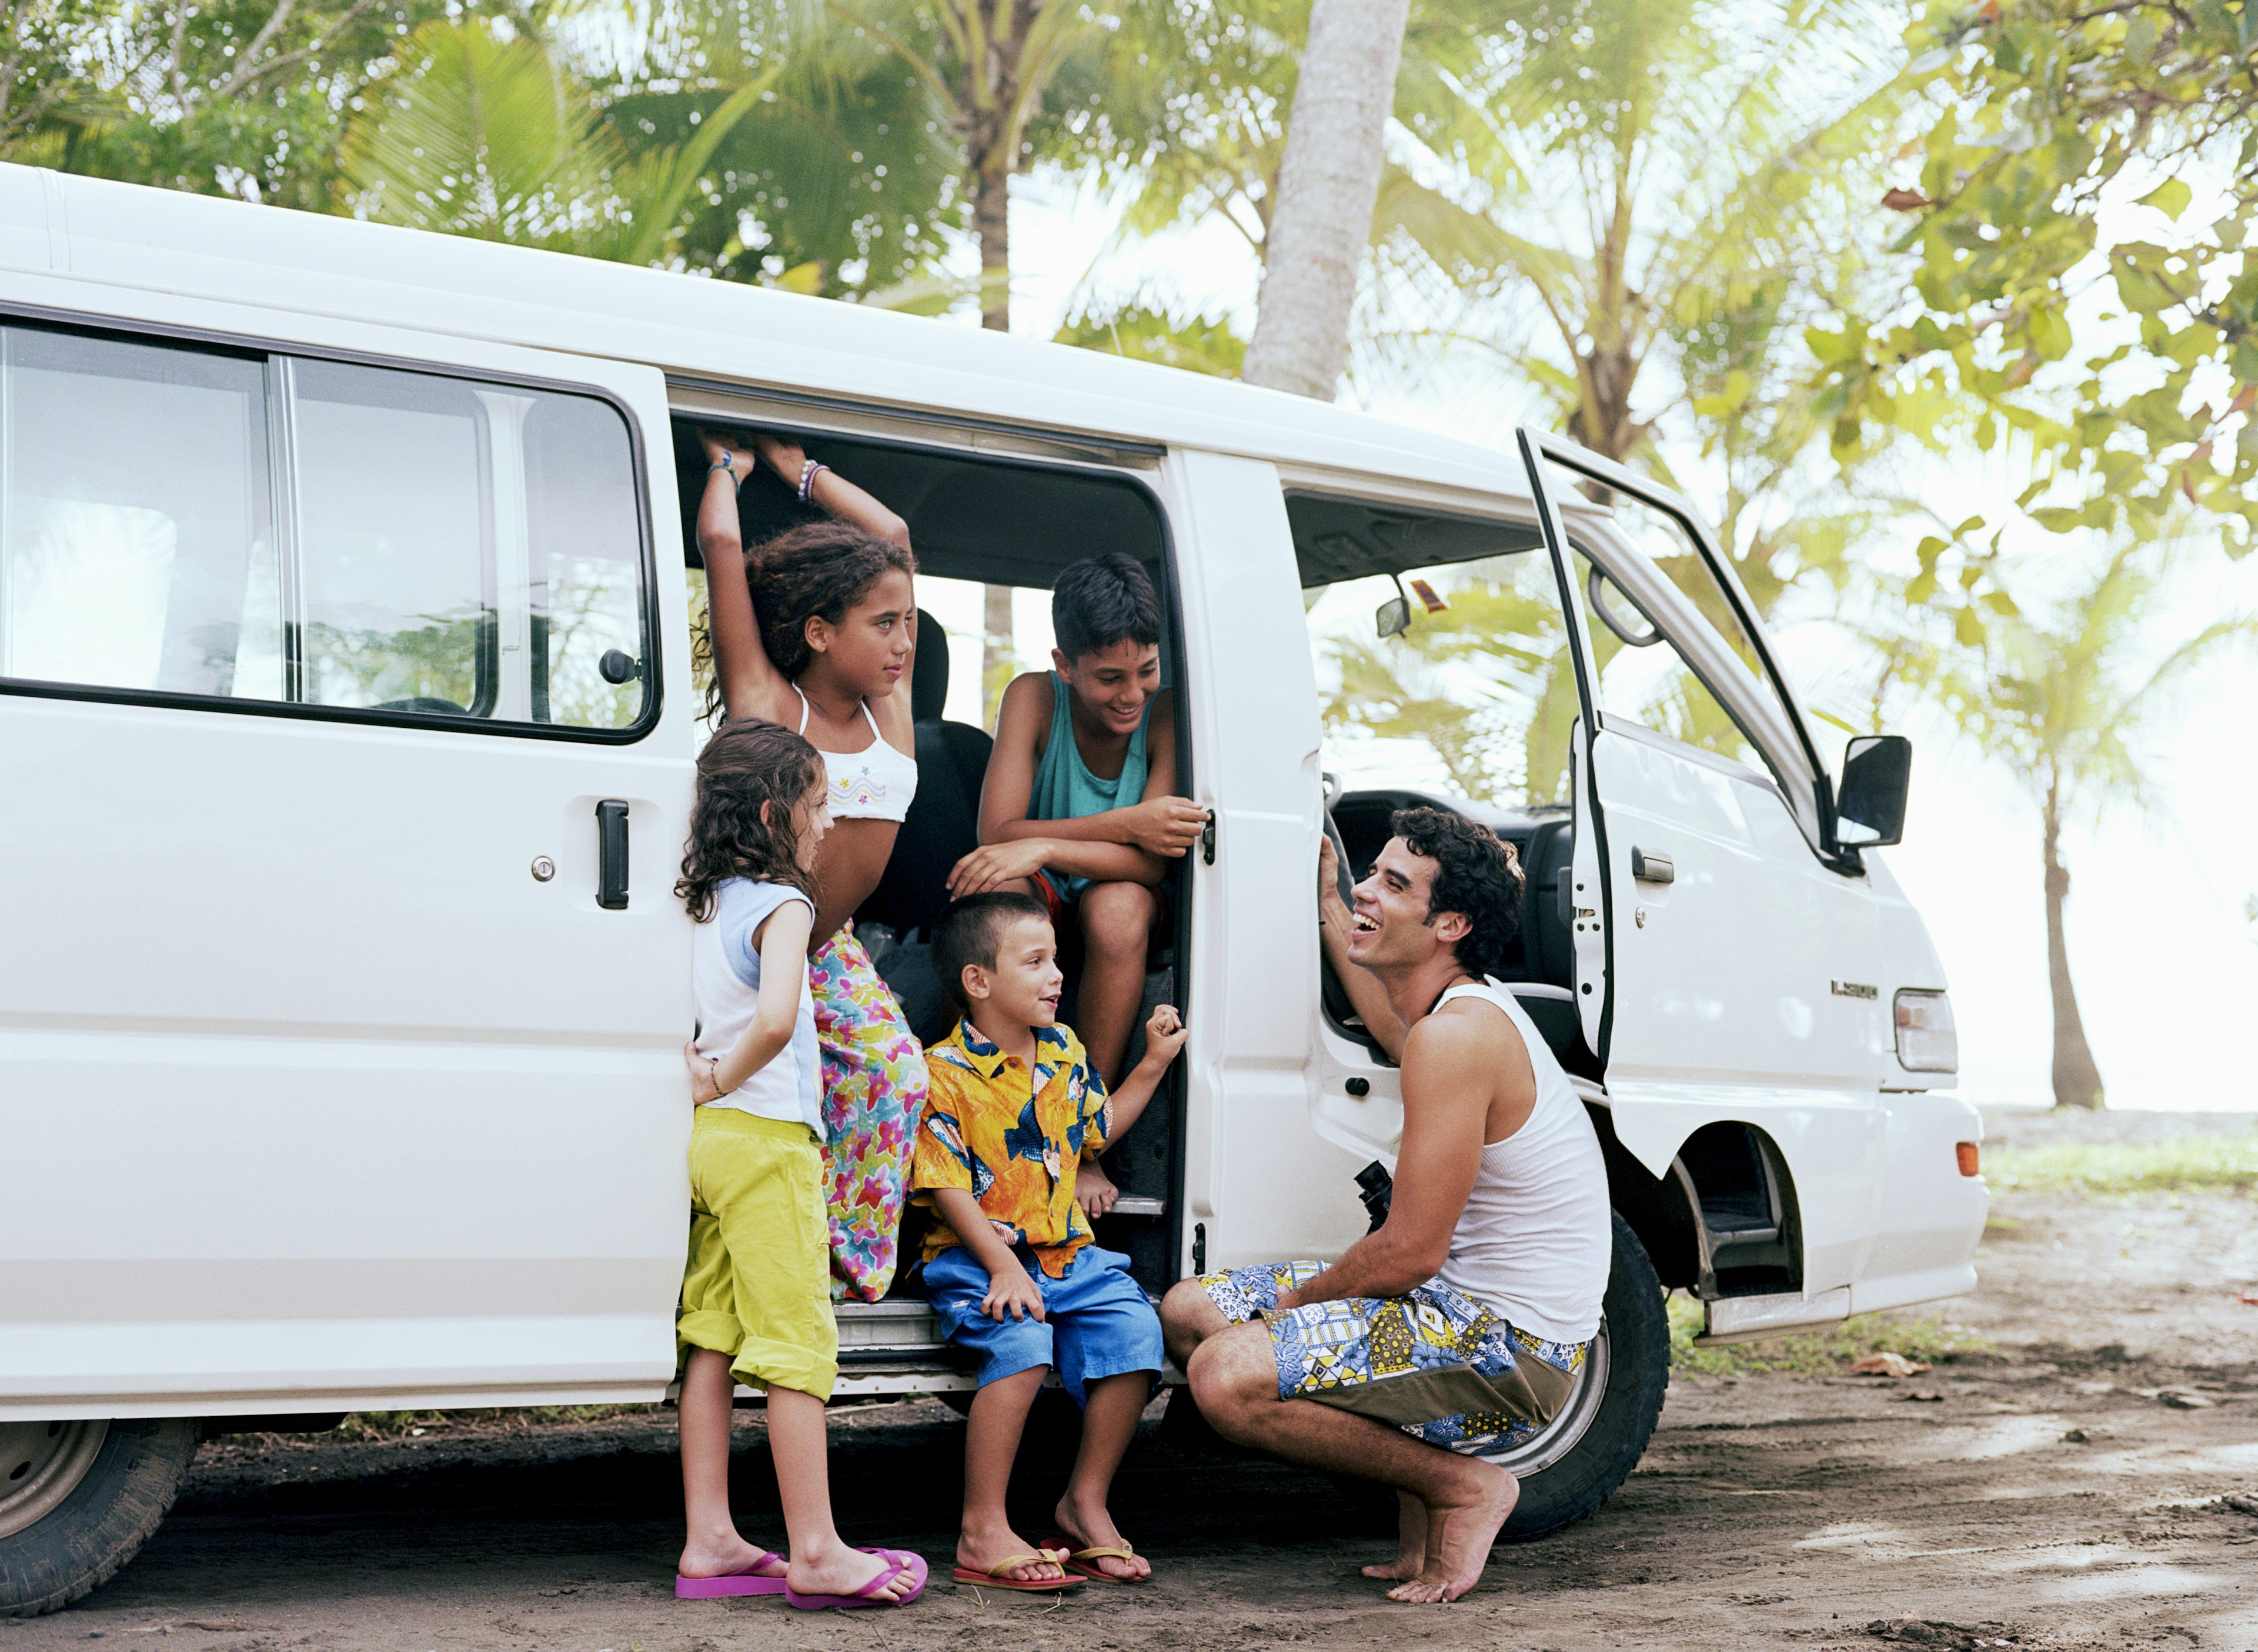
[809,927,929,1302]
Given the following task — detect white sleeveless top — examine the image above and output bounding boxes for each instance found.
[794,685,917,823]
[692,879,823,1134]
[1429,977,1612,1345]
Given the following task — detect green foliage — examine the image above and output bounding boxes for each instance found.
[1054,303,1247,376]
[1822,0,2258,559]
[1666,1295,1995,1376]
[0,1,456,209]
[1983,1132,2258,1196]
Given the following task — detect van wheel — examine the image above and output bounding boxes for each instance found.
[1493,1210,1668,1540]
[0,1419,200,1617]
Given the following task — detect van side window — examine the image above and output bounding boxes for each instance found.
[0,323,650,734]
[0,328,283,700]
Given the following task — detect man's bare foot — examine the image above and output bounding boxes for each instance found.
[678,1529,783,1580]
[1362,1490,1427,1582]
[785,1539,917,1601]
[1052,1492,1152,1580]
[957,1517,1069,1584]
[1385,1462,1518,1604]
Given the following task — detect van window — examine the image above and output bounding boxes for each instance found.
[1292,501,1576,808]
[0,323,650,733]
[0,328,281,698]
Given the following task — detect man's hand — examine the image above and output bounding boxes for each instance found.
[982,1258,1048,1322]
[1125,795,1211,857]
[948,837,1053,897]
[684,1038,722,1106]
[696,429,753,487]
[1075,1162,1119,1219]
[1138,1004,1188,1072]
[1318,833,1352,918]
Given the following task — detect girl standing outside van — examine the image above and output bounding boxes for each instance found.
[696,429,927,1302]
[673,721,926,1610]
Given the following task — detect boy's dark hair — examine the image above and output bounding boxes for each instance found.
[676,721,827,921]
[1051,552,1161,664]
[747,519,917,681]
[931,891,1052,1014]
[1391,806,1524,978]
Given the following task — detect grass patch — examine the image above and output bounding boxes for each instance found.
[327,1406,661,1442]
[1983,1132,2258,1197]
[1666,1293,1993,1376]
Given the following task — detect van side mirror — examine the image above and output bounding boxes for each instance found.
[1836,734,1912,847]
[1375,594,1412,639]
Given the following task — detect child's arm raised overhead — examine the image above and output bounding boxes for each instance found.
[928,1189,1048,1323]
[950,682,1207,895]
[749,433,909,550]
[696,430,786,723]
[700,899,814,1099]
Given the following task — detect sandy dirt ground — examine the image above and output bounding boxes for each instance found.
[6,1110,2257,1652]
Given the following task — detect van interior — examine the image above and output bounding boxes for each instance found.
[667,419,1606,1317]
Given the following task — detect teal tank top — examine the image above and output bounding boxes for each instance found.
[1028,671,1153,898]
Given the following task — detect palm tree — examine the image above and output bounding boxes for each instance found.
[1900,543,2253,1108]
[1239,0,1411,398]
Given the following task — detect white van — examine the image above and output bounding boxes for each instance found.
[0,163,1985,1616]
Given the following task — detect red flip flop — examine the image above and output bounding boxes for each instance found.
[950,1549,1084,1592]
[676,1552,789,1598]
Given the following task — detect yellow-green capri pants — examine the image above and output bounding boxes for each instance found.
[677,1109,838,1402]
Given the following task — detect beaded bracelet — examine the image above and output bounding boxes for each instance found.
[798,458,829,503]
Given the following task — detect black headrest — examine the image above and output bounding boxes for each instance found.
[911,607,948,722]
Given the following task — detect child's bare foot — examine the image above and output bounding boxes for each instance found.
[1051,1492,1151,1580]
[786,1539,917,1602]
[1361,1490,1426,1581]
[1385,1462,1518,1604]
[957,1517,1070,1585]
[678,1529,784,1580]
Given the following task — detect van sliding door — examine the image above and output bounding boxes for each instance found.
[0,323,696,1420]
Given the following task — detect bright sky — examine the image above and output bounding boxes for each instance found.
[947,171,2258,1116]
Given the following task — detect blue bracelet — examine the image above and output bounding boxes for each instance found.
[709,458,741,490]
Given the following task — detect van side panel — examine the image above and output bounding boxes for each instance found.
[1170,449,1368,1271]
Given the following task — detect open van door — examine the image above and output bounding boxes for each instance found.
[1515,429,1889,1300]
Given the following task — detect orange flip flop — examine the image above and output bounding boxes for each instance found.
[951,1549,1084,1592]
[1049,1541,1147,1584]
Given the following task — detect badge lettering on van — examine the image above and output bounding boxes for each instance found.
[1830,980,1879,999]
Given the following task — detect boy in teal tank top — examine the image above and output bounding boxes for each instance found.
[945,556,1209,1210]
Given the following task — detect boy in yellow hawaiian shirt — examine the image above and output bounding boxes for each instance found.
[912,891,1185,1593]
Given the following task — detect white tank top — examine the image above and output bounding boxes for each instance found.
[794,685,917,823]
[1429,977,1612,1345]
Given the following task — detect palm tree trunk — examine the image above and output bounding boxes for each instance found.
[1240,0,1410,400]
[2043,778,2105,1109]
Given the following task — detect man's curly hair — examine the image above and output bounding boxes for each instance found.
[1391,806,1524,977]
[676,721,827,922]
[747,520,916,681]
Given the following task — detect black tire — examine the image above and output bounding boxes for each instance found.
[1497,1210,1668,1540]
[0,1419,200,1617]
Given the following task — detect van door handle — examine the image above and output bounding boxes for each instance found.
[1632,846,1674,884]
[1200,809,1216,866]
[596,800,630,909]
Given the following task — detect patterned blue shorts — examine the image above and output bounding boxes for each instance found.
[1198,1260,1588,1457]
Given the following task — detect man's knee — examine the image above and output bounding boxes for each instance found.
[1080,881,1157,955]
[1159,1277,1211,1336]
[1186,1325,1277,1429]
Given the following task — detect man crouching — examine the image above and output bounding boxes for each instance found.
[1159,807,1611,1604]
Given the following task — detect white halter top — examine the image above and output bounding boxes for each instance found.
[795,685,917,824]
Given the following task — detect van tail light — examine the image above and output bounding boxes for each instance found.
[1893,989,1958,1074]
[1956,1142,1980,1178]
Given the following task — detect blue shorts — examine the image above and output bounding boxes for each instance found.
[921,1243,1164,1407]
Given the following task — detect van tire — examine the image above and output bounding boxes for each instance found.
[0,1419,200,1617]
[1498,1212,1669,1541]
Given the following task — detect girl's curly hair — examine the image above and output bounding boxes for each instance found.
[676,720,827,922]
[749,520,917,681]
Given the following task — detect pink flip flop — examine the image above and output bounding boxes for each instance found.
[786,1553,927,1611]
[676,1553,790,1598]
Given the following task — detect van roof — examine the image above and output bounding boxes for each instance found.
[1,163,1536,506]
